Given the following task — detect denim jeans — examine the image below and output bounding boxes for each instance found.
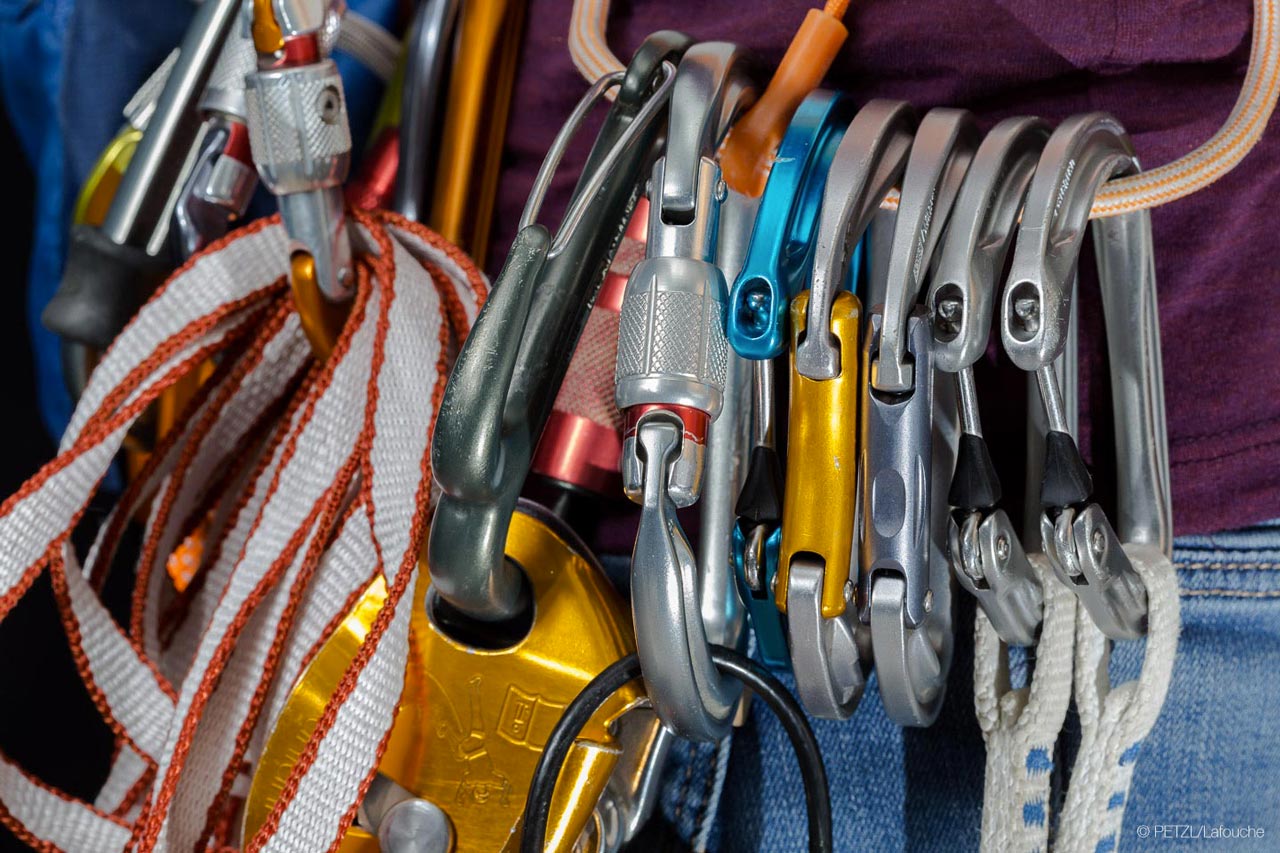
[640,519,1280,852]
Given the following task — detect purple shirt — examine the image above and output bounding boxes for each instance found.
[492,0,1277,536]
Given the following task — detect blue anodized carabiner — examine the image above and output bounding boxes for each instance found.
[727,90,860,361]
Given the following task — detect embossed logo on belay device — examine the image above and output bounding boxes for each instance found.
[497,685,567,750]
[437,676,514,807]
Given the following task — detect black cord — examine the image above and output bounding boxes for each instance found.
[520,645,832,853]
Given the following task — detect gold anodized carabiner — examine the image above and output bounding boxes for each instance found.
[776,289,861,618]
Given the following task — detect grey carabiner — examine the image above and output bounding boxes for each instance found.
[1003,113,1171,640]
[1000,114,1138,371]
[797,99,915,381]
[861,312,958,726]
[620,42,758,742]
[428,37,689,623]
[631,415,741,742]
[928,117,1048,373]
[872,108,979,393]
[928,117,1048,646]
[393,0,461,221]
[786,555,866,719]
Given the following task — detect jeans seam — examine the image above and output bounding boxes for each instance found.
[1179,588,1280,598]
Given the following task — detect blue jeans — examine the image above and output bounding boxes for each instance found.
[644,519,1280,851]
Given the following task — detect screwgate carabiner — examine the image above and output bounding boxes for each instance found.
[429,37,683,624]
[927,116,1049,647]
[861,108,975,727]
[728,90,858,360]
[999,113,1172,640]
[617,42,759,741]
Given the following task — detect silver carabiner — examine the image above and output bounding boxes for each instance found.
[927,116,1048,647]
[796,100,915,381]
[630,414,742,741]
[862,108,975,727]
[779,102,917,720]
[998,113,1171,640]
[618,42,758,742]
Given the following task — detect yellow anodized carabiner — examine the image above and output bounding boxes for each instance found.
[776,289,861,618]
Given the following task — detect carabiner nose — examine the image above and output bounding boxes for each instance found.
[796,99,915,381]
[928,116,1048,375]
[871,108,979,394]
[999,114,1138,372]
[727,91,856,360]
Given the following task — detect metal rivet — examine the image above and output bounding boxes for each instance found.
[995,535,1010,565]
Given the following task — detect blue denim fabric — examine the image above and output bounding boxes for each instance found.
[639,520,1280,852]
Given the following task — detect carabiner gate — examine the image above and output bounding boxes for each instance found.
[928,116,1049,647]
[999,113,1171,640]
[861,108,975,726]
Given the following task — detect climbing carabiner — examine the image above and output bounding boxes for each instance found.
[727,90,857,360]
[999,113,1172,640]
[862,108,976,727]
[795,99,915,381]
[927,116,1049,647]
[429,36,685,625]
[616,41,759,741]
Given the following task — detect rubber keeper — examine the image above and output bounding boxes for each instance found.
[735,445,785,525]
[42,224,170,350]
[948,433,1002,510]
[1040,430,1094,509]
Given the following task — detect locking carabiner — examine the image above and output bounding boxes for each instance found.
[244,0,356,357]
[727,90,857,360]
[862,108,976,727]
[999,113,1172,640]
[43,0,242,352]
[616,42,759,741]
[172,0,260,259]
[927,116,1049,647]
[429,37,684,625]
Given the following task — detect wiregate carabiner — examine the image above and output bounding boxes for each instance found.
[862,108,976,727]
[999,113,1172,640]
[616,42,759,741]
[727,90,857,360]
[429,36,684,625]
[796,99,915,381]
[927,116,1049,647]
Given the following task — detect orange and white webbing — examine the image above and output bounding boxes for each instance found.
[569,0,1280,217]
[0,210,484,852]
